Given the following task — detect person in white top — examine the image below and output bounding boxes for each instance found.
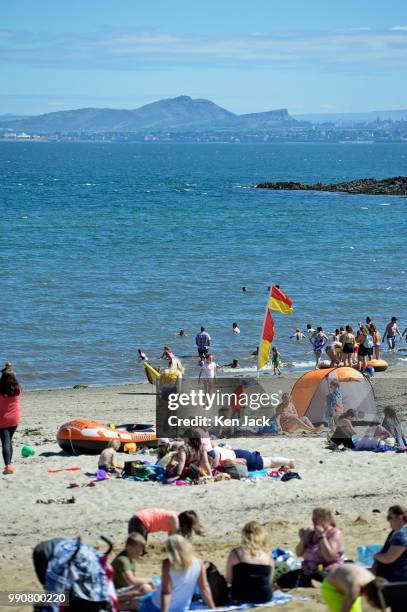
[141,535,215,612]
[232,322,241,334]
[199,353,217,394]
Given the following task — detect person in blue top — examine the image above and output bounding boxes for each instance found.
[373,504,407,582]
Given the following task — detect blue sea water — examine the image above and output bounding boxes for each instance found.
[0,142,406,389]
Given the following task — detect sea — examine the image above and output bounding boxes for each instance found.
[1,142,407,389]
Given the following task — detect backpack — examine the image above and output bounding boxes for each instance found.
[206,562,229,606]
[221,460,248,479]
[364,335,374,349]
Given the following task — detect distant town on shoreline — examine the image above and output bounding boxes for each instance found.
[1,95,407,144]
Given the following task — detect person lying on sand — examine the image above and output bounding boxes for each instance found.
[276,393,324,434]
[112,533,156,611]
[320,564,387,612]
[208,444,294,471]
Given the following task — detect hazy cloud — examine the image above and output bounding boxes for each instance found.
[0,27,406,71]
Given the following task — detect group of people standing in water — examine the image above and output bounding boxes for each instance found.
[300,315,405,370]
[107,502,407,611]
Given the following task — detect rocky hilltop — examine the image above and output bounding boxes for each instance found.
[256,176,407,196]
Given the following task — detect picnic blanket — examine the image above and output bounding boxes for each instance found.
[190,590,295,610]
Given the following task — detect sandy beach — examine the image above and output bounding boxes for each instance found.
[1,369,406,611]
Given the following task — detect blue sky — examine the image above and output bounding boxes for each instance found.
[1,0,407,115]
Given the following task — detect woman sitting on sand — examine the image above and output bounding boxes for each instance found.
[276,393,324,434]
[327,409,358,449]
[164,430,212,482]
[139,535,215,612]
[277,507,345,588]
[373,504,407,583]
[381,406,407,447]
[0,364,22,475]
[208,444,295,471]
[128,509,203,540]
[226,521,274,604]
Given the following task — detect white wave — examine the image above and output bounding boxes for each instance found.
[285,360,315,369]
[361,207,369,210]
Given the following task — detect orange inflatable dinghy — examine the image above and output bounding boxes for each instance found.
[365,359,388,372]
[57,418,156,455]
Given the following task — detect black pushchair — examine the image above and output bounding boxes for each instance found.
[33,536,116,611]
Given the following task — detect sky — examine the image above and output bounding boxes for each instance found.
[1,0,407,116]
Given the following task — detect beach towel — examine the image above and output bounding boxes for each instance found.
[123,464,165,481]
[190,590,295,610]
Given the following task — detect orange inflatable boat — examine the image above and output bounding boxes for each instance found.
[319,359,388,372]
[57,418,156,455]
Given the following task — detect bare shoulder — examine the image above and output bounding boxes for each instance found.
[328,564,374,588]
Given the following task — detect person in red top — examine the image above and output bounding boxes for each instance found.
[0,363,22,475]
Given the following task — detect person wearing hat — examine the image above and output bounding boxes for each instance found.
[112,532,155,597]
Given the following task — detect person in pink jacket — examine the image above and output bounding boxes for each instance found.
[0,364,22,475]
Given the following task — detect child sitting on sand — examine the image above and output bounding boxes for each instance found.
[98,440,121,473]
[112,532,156,607]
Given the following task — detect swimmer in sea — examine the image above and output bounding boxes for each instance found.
[306,323,315,334]
[242,286,248,292]
[232,322,241,334]
[178,329,188,337]
[221,359,240,369]
[290,329,305,341]
[138,349,148,362]
[251,347,259,357]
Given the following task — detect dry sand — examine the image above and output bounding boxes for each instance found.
[1,370,406,611]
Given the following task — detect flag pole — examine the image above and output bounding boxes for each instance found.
[257,285,274,377]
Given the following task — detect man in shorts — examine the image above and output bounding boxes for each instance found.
[195,326,211,357]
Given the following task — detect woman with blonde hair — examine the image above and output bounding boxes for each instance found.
[226,521,274,604]
[276,393,323,434]
[139,535,215,611]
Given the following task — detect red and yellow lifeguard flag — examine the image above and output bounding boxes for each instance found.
[258,310,275,370]
[268,285,293,314]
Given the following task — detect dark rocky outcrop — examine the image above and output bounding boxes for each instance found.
[256,176,407,196]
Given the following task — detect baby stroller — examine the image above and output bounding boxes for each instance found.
[32,535,117,611]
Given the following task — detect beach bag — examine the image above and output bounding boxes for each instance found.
[221,460,248,480]
[206,562,229,606]
[123,461,141,476]
[364,335,374,349]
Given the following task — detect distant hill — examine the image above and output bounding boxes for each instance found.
[0,113,31,123]
[2,96,296,134]
[294,109,407,124]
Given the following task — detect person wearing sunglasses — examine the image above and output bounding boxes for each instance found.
[373,505,407,582]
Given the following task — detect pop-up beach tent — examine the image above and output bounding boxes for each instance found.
[291,367,379,426]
